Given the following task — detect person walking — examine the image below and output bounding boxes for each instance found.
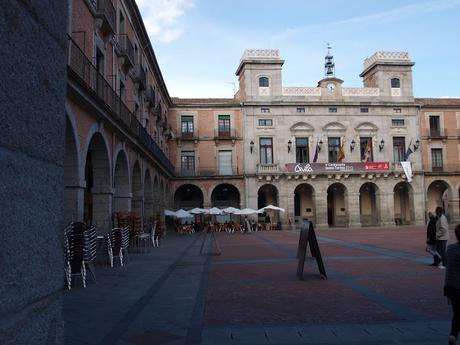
[444,224,460,344]
[426,211,441,266]
[436,206,450,269]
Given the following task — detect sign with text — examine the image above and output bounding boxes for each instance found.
[285,162,390,174]
[296,220,327,280]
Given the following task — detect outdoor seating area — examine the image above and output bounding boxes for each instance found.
[63,212,163,290]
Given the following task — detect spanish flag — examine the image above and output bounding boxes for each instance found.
[338,138,345,162]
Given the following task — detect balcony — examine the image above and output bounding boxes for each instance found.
[117,34,134,69]
[214,128,238,140]
[257,163,280,174]
[145,86,155,108]
[67,36,174,176]
[134,65,147,91]
[95,0,116,35]
[426,128,447,139]
[179,131,197,140]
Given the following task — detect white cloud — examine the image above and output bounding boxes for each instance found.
[137,0,195,43]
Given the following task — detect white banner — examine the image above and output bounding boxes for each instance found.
[400,161,413,182]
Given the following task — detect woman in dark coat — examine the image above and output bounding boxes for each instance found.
[445,224,460,344]
[426,211,440,266]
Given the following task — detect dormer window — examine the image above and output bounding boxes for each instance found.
[259,77,269,87]
[391,78,400,88]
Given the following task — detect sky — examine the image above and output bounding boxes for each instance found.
[137,0,460,99]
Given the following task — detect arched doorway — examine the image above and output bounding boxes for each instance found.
[257,184,279,222]
[84,133,111,231]
[144,169,153,220]
[427,180,451,219]
[64,118,81,223]
[132,161,143,217]
[359,183,379,226]
[113,150,130,213]
[174,184,204,209]
[327,183,348,227]
[211,184,240,223]
[294,184,315,224]
[393,182,414,225]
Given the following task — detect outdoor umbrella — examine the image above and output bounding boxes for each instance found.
[164,209,176,216]
[190,207,209,214]
[258,205,285,213]
[208,207,223,215]
[223,207,240,214]
[174,209,193,218]
[234,208,261,215]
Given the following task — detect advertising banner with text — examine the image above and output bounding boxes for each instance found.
[285,162,390,174]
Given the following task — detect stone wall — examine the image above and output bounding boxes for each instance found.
[0,0,68,344]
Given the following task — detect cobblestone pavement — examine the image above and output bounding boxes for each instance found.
[64,227,455,345]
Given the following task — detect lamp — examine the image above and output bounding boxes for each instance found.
[318,140,323,152]
[350,140,355,152]
[414,139,420,151]
[250,140,254,154]
[287,140,292,153]
[379,139,385,151]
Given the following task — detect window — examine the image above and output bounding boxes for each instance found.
[261,107,270,113]
[181,151,195,176]
[296,138,309,163]
[429,116,441,136]
[392,119,405,126]
[431,148,443,171]
[297,107,305,113]
[260,138,273,164]
[258,119,273,126]
[181,116,194,137]
[119,79,126,101]
[392,137,406,163]
[218,150,232,175]
[218,115,231,136]
[328,137,340,162]
[393,108,402,113]
[360,107,369,113]
[360,137,373,162]
[328,107,337,113]
[391,78,400,88]
[259,77,269,87]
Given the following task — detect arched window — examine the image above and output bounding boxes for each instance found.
[391,78,400,88]
[259,77,269,87]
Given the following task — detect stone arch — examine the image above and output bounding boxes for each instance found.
[131,161,143,217]
[211,183,240,208]
[257,184,279,209]
[359,182,380,226]
[327,183,348,227]
[426,180,453,219]
[113,149,131,213]
[294,183,316,225]
[144,169,154,220]
[83,132,112,232]
[64,116,82,223]
[393,181,414,225]
[174,184,204,209]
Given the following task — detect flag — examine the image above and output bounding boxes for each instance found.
[403,139,413,161]
[313,139,320,162]
[337,138,345,162]
[362,139,372,162]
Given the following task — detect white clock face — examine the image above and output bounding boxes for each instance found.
[327,83,336,93]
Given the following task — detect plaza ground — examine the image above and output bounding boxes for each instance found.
[64,226,454,344]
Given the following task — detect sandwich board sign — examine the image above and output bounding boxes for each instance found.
[296,220,327,280]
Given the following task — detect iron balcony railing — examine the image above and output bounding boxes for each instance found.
[67,36,174,176]
[145,86,155,108]
[95,0,116,34]
[134,65,147,91]
[214,128,238,139]
[117,34,135,68]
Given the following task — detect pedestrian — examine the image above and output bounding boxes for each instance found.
[444,224,460,345]
[436,206,450,269]
[426,211,441,266]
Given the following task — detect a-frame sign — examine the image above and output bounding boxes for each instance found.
[296,220,327,280]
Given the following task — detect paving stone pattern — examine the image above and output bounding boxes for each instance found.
[64,227,454,344]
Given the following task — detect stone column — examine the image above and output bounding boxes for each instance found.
[113,192,132,213]
[315,180,329,229]
[92,190,114,234]
[64,178,85,223]
[348,192,361,227]
[0,0,68,343]
[380,190,396,227]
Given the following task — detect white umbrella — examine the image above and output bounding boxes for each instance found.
[223,207,240,214]
[258,205,285,213]
[164,209,176,216]
[174,209,193,218]
[208,207,223,215]
[189,207,209,214]
[234,208,261,215]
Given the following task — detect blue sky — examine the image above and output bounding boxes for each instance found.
[138,0,460,98]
